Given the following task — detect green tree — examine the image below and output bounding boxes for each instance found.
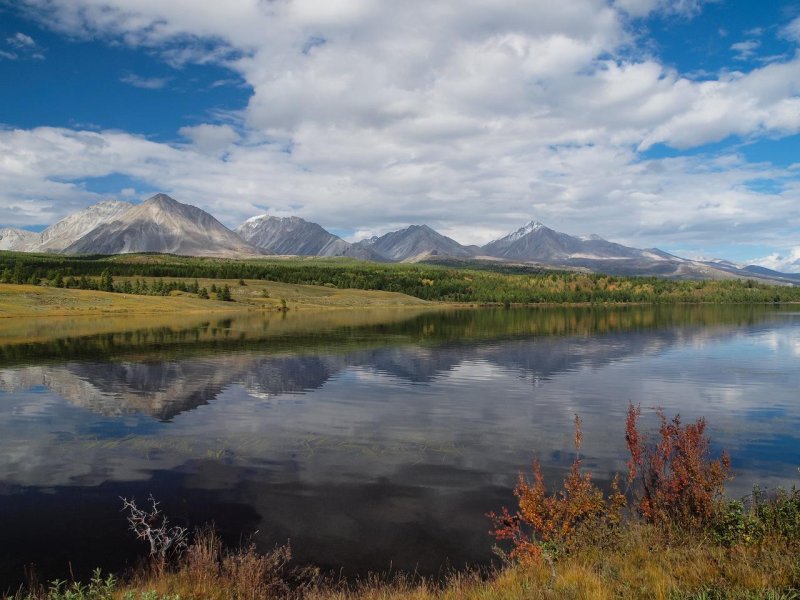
[13,260,25,284]
[216,284,232,301]
[100,269,114,292]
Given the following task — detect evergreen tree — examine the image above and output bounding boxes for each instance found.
[100,269,114,292]
[13,261,25,284]
[216,284,232,301]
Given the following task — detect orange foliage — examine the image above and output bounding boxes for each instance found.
[625,404,730,529]
[489,415,625,565]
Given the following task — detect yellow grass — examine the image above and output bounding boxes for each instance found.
[0,283,232,318]
[0,281,434,349]
[0,279,428,319]
[55,525,791,600]
[165,277,431,309]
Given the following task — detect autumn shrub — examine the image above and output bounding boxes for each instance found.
[625,404,730,529]
[488,415,626,565]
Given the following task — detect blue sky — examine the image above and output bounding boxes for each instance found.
[1,0,800,271]
[0,9,249,137]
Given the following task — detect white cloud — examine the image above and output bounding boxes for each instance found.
[615,0,659,18]
[2,31,43,60]
[1,0,799,261]
[782,16,800,43]
[179,123,240,154]
[752,247,800,273]
[731,39,760,61]
[638,59,800,150]
[2,125,798,255]
[7,32,35,47]
[615,0,713,18]
[119,72,170,89]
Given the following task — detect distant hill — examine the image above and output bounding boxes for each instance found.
[353,224,478,262]
[483,221,646,262]
[235,214,386,261]
[478,220,799,284]
[742,265,800,283]
[237,214,349,256]
[0,227,39,251]
[65,194,262,257]
[0,200,134,253]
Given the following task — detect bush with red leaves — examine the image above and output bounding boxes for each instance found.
[488,415,625,565]
[625,404,730,529]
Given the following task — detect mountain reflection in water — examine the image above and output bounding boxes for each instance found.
[0,306,798,589]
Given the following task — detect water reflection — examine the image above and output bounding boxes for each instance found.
[0,306,798,588]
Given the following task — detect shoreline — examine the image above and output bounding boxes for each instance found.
[2,282,798,321]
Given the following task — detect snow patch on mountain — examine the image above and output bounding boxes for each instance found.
[502,220,545,243]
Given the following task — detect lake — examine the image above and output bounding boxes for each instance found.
[0,305,798,589]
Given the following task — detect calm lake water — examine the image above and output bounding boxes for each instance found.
[0,305,798,589]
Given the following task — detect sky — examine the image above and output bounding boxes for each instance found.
[1,0,800,271]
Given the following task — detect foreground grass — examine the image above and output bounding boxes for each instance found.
[10,524,798,600]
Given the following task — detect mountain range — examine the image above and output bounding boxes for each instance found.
[235,214,382,260]
[1,193,797,284]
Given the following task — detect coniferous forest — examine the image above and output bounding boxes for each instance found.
[0,251,798,305]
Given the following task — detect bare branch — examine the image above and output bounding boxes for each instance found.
[121,495,189,562]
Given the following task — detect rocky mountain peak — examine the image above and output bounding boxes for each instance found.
[37,199,135,252]
[352,223,476,262]
[501,220,548,243]
[145,193,179,206]
[236,213,354,257]
[63,194,261,257]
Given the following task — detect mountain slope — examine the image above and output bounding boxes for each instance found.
[65,194,262,257]
[236,215,350,256]
[479,220,797,282]
[0,228,39,251]
[236,214,387,260]
[354,224,478,262]
[483,221,648,262]
[38,200,134,252]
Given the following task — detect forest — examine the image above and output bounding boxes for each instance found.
[1,251,798,304]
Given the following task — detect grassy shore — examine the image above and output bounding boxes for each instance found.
[8,521,797,600]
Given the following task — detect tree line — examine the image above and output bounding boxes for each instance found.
[1,251,798,304]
